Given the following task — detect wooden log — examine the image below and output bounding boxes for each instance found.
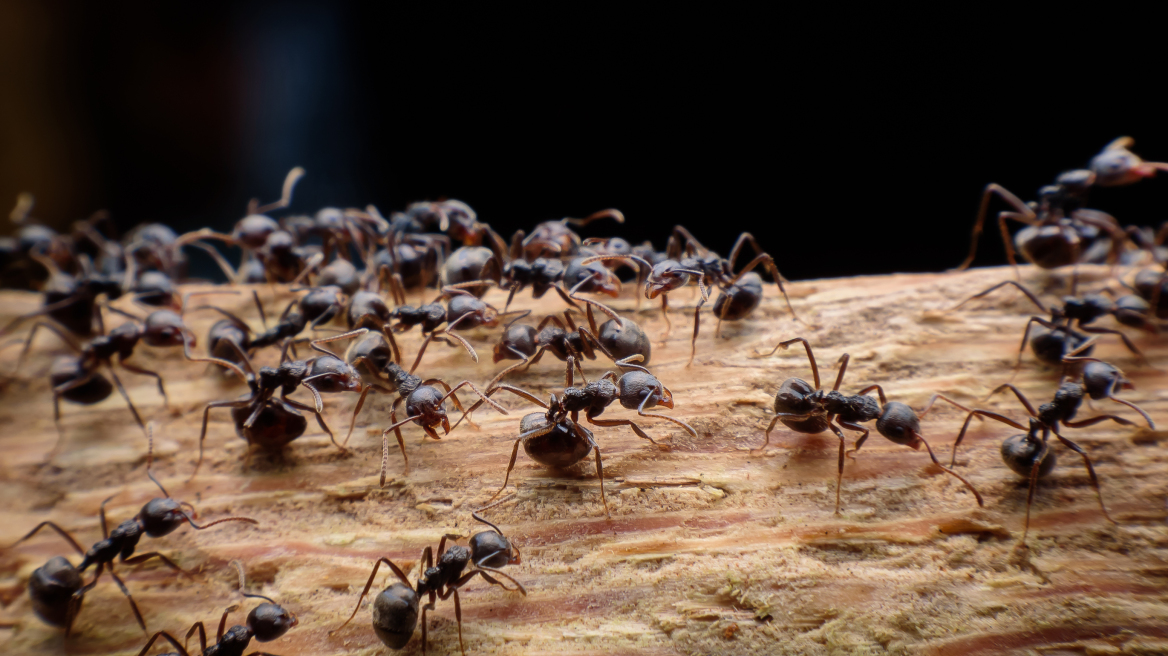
[0,265,1166,656]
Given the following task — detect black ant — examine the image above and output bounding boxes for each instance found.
[948,358,1153,539]
[956,137,1168,272]
[512,208,625,261]
[3,430,258,635]
[371,230,449,299]
[756,338,984,513]
[246,285,346,354]
[396,199,509,258]
[0,246,125,338]
[191,330,368,478]
[443,245,504,299]
[331,509,525,655]
[132,561,296,656]
[343,337,506,485]
[588,228,797,365]
[954,280,1156,367]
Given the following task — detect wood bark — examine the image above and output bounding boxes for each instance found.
[0,264,1166,656]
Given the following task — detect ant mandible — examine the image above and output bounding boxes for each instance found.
[4,428,258,635]
[757,338,984,513]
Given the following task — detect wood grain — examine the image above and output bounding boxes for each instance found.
[1,264,1166,656]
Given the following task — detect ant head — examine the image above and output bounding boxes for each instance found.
[645,260,689,298]
[314,206,345,230]
[142,309,192,348]
[617,370,670,410]
[1081,360,1131,400]
[469,530,517,568]
[306,356,363,393]
[247,601,298,642]
[260,230,296,256]
[139,497,189,537]
[1090,139,1157,187]
[234,214,280,250]
[133,270,179,308]
[406,386,450,435]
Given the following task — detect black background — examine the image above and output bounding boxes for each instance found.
[2,3,1165,281]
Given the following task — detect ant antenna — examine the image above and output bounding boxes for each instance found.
[145,423,171,498]
[472,493,517,534]
[230,560,279,604]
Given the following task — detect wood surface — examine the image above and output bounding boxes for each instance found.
[1,264,1166,656]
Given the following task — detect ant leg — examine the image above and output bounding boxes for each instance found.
[635,389,698,437]
[951,409,1027,467]
[1051,429,1116,525]
[12,320,81,375]
[826,421,848,514]
[914,433,984,507]
[764,337,820,389]
[659,295,672,340]
[1078,325,1154,367]
[132,631,189,656]
[249,166,305,214]
[330,557,412,633]
[490,435,529,503]
[838,420,869,460]
[1106,396,1154,429]
[731,252,798,321]
[284,397,339,451]
[382,397,410,483]
[918,393,976,417]
[122,552,192,577]
[855,385,888,406]
[750,416,783,454]
[106,564,147,632]
[1062,414,1137,429]
[952,280,1048,312]
[988,383,1040,416]
[452,384,547,431]
[184,241,239,284]
[191,400,253,481]
[588,416,659,445]
[955,183,1034,271]
[576,422,610,517]
[3,521,86,554]
[117,360,168,409]
[105,365,147,433]
[1021,428,1052,544]
[435,380,508,417]
[831,354,850,392]
[343,383,388,446]
[309,327,369,358]
[686,290,707,367]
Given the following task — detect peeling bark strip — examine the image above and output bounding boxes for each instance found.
[1,264,1166,656]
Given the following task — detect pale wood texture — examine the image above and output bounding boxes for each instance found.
[1,265,1166,656]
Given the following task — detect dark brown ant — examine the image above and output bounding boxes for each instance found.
[396,199,509,259]
[331,515,525,655]
[371,231,449,299]
[954,280,1156,367]
[343,338,506,485]
[316,255,362,295]
[443,245,503,299]
[189,291,270,371]
[0,248,125,338]
[133,561,296,656]
[488,301,618,388]
[512,208,624,261]
[191,330,368,478]
[1062,347,1155,428]
[587,228,797,365]
[246,285,346,354]
[955,137,1168,272]
[4,431,257,635]
[756,338,984,513]
[948,365,1152,539]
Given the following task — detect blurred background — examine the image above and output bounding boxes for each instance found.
[1,2,1164,281]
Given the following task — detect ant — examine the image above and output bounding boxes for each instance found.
[443,245,504,298]
[953,279,1156,367]
[956,137,1168,272]
[588,228,797,365]
[4,429,258,635]
[756,338,984,513]
[396,199,509,258]
[133,561,296,656]
[331,508,525,655]
[948,356,1153,539]
[192,330,368,478]
[512,208,625,261]
[10,293,226,452]
[343,337,507,485]
[0,247,125,338]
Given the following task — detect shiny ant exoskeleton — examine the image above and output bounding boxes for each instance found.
[954,279,1156,367]
[949,364,1153,540]
[331,511,525,656]
[443,245,503,299]
[756,338,984,513]
[192,330,368,477]
[132,561,296,656]
[344,338,506,485]
[3,431,257,635]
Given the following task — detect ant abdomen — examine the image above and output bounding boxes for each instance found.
[50,357,112,404]
[28,557,83,627]
[372,582,420,649]
[232,399,308,448]
[597,317,650,365]
[521,413,592,468]
[1001,432,1057,478]
[712,271,763,321]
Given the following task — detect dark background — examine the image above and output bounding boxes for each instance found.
[2,3,1165,281]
